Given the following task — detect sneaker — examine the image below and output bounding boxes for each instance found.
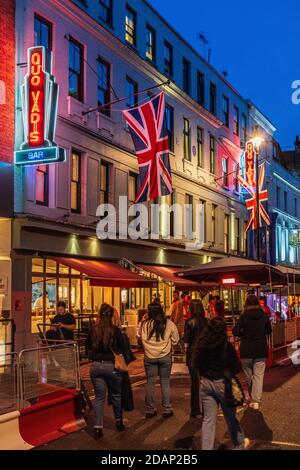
[162,410,174,418]
[116,420,126,432]
[249,402,260,410]
[145,411,157,419]
[233,437,251,450]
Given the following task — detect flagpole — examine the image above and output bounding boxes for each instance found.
[82,79,170,116]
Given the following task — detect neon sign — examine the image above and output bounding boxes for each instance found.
[15,46,66,165]
[245,141,255,187]
[221,278,236,285]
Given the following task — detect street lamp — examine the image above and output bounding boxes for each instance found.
[250,130,264,261]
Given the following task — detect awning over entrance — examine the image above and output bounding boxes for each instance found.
[52,258,157,288]
[137,264,201,290]
[175,257,286,285]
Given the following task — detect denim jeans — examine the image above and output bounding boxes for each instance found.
[144,353,172,413]
[200,377,245,450]
[90,361,123,428]
[242,358,266,403]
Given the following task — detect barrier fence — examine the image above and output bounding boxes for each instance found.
[0,353,19,415]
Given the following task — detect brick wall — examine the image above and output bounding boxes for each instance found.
[0,0,15,164]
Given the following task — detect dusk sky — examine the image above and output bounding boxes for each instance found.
[149,0,300,149]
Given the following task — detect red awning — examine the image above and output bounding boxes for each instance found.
[137,264,201,290]
[52,258,157,288]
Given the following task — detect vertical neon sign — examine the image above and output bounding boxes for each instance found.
[245,141,255,187]
[28,48,45,147]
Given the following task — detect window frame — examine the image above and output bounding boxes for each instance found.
[224,214,230,253]
[164,40,173,76]
[222,157,229,187]
[97,56,111,117]
[222,95,229,127]
[36,165,49,206]
[99,0,113,26]
[100,161,110,206]
[125,4,137,46]
[197,126,204,168]
[183,118,191,161]
[233,105,240,136]
[34,13,52,50]
[146,23,156,63]
[197,71,205,106]
[165,104,174,153]
[209,82,216,115]
[209,135,216,174]
[183,58,191,95]
[71,149,81,213]
[241,113,247,144]
[68,36,84,102]
[126,76,138,108]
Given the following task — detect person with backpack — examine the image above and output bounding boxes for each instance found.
[193,317,250,450]
[233,294,272,410]
[184,299,208,418]
[87,303,127,439]
[139,303,179,418]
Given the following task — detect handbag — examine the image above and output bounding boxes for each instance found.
[224,372,245,407]
[110,347,128,372]
[121,332,137,365]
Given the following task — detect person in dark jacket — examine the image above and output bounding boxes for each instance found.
[193,317,249,450]
[184,299,207,418]
[233,294,272,410]
[87,303,127,439]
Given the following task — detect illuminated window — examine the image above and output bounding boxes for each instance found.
[125,5,136,46]
[200,199,206,242]
[212,204,217,244]
[97,58,110,116]
[68,38,84,102]
[222,95,229,127]
[165,105,174,152]
[36,165,48,206]
[146,24,156,62]
[224,214,229,253]
[222,157,229,187]
[34,14,52,50]
[197,127,204,168]
[183,58,191,95]
[164,41,173,76]
[100,161,109,205]
[183,118,191,161]
[197,71,205,106]
[99,0,112,26]
[233,106,239,136]
[209,135,216,174]
[210,82,216,115]
[71,150,81,213]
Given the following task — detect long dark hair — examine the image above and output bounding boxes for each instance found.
[90,303,114,349]
[244,294,260,309]
[193,316,227,359]
[145,303,167,341]
[189,299,205,328]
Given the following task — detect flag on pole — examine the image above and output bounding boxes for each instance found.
[123,92,173,203]
[237,162,271,232]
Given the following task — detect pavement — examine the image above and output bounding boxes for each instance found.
[34,353,300,451]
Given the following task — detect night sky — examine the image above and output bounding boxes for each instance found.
[149,0,300,149]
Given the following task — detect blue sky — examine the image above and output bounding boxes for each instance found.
[149,0,300,149]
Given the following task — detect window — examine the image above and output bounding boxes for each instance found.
[165,105,174,152]
[243,221,248,256]
[273,143,278,159]
[185,194,194,239]
[170,190,176,237]
[233,106,239,136]
[97,58,110,116]
[233,162,239,192]
[68,37,84,102]
[222,157,229,187]
[99,0,112,26]
[100,161,109,205]
[71,150,81,213]
[126,76,138,108]
[295,198,298,217]
[224,214,229,253]
[209,135,216,174]
[128,172,138,205]
[197,71,205,106]
[235,218,240,254]
[125,5,136,46]
[197,127,204,168]
[200,199,206,242]
[210,82,216,115]
[164,41,173,76]
[183,58,191,95]
[284,191,288,212]
[146,24,156,62]
[36,165,48,206]
[183,118,191,161]
[222,95,229,127]
[34,14,52,50]
[212,204,217,245]
[276,186,280,207]
[241,113,247,144]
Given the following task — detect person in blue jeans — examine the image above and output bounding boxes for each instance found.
[139,303,179,418]
[193,317,250,450]
[87,303,126,439]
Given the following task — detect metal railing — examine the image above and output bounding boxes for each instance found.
[0,352,19,415]
[0,319,15,356]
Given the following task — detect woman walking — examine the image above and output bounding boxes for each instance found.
[184,299,208,418]
[139,303,179,418]
[193,317,249,450]
[233,294,272,410]
[87,303,127,439]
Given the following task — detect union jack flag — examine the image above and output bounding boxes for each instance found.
[123,92,173,203]
[237,163,271,232]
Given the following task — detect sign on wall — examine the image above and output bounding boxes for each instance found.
[14,46,66,166]
[245,141,255,187]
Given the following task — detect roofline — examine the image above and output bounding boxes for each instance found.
[143,0,250,105]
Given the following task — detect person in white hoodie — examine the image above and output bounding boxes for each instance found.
[139,303,179,418]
